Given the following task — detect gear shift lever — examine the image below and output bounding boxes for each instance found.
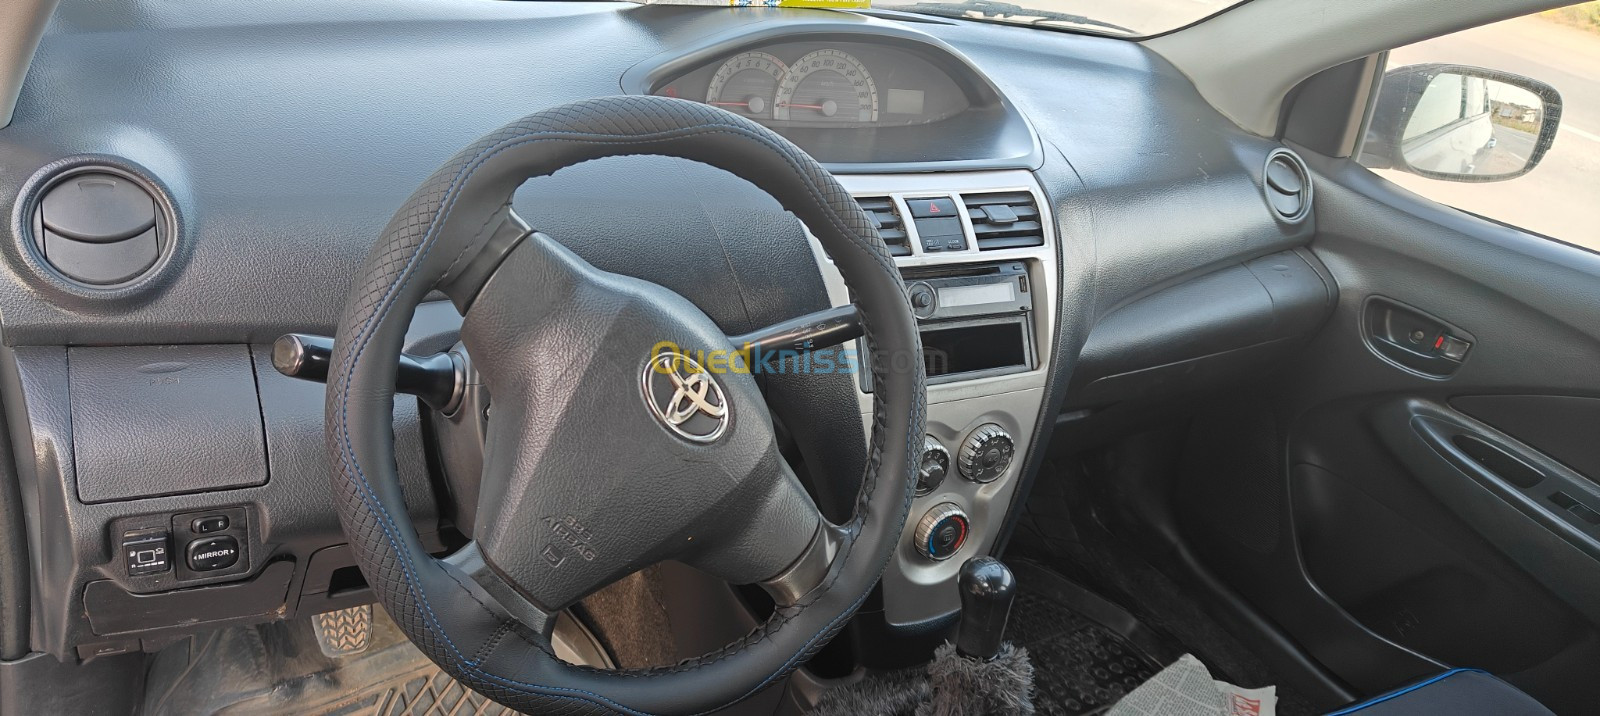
[956,556,1017,661]
[814,556,1034,715]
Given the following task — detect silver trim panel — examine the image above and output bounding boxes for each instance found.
[808,169,1057,624]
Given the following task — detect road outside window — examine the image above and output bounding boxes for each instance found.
[1363,4,1600,251]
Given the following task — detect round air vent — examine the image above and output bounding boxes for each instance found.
[32,167,166,286]
[1262,148,1312,223]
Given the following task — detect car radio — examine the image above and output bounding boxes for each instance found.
[903,261,1030,321]
[863,261,1036,389]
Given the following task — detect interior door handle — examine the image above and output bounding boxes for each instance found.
[1363,296,1473,377]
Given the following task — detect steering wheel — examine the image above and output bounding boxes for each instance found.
[324,96,925,715]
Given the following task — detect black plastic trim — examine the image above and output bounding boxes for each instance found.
[0,402,27,660]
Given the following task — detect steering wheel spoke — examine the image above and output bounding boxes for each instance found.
[675,457,829,599]
[440,541,557,636]
[757,516,847,607]
[436,205,535,312]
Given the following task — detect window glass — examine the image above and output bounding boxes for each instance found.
[1360,5,1600,251]
[873,0,1251,38]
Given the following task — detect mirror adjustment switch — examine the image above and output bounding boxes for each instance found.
[191,515,229,534]
[122,529,170,576]
[187,536,240,572]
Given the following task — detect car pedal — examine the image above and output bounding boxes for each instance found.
[312,604,373,658]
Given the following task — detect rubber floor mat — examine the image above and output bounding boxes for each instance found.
[143,605,515,716]
[1005,560,1175,715]
[258,661,515,716]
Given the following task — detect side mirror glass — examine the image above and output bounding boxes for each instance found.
[1360,63,1562,183]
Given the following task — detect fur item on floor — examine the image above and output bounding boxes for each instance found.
[808,642,1036,716]
[918,642,1036,716]
[810,666,928,716]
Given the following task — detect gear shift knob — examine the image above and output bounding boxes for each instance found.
[956,556,1017,660]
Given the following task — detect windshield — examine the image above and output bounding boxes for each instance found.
[871,0,1251,37]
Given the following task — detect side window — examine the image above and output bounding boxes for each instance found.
[1357,4,1598,251]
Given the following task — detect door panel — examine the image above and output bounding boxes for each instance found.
[1174,156,1600,715]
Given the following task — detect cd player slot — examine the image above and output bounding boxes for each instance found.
[901,263,1008,281]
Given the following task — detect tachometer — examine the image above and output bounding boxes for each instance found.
[773,49,878,124]
[705,52,787,118]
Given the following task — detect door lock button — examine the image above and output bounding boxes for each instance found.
[187,536,240,572]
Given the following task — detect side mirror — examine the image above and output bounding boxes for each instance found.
[1360,63,1562,183]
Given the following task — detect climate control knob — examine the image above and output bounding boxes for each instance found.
[959,424,1015,483]
[914,502,970,561]
[917,435,951,496]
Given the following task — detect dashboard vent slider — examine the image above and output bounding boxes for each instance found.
[964,192,1043,250]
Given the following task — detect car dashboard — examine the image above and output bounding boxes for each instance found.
[0,0,1326,666]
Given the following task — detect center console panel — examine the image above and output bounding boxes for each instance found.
[825,169,1058,627]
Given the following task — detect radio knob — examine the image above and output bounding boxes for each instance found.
[917,436,951,496]
[959,424,1015,483]
[907,282,937,319]
[914,502,969,561]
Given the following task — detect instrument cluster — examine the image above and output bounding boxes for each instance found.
[652,41,971,129]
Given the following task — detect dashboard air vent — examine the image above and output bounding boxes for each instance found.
[854,196,911,257]
[1263,149,1312,223]
[34,169,164,286]
[963,192,1043,250]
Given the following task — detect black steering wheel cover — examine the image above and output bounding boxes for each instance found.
[325,96,925,715]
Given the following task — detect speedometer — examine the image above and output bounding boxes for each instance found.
[773,49,879,124]
[705,52,786,119]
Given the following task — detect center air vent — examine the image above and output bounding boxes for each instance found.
[1263,149,1312,223]
[854,196,912,257]
[962,192,1043,250]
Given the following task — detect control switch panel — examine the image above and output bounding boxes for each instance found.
[122,528,170,576]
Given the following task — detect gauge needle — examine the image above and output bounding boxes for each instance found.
[710,96,768,114]
[780,99,839,118]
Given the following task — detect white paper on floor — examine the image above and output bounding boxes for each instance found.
[1106,653,1276,716]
